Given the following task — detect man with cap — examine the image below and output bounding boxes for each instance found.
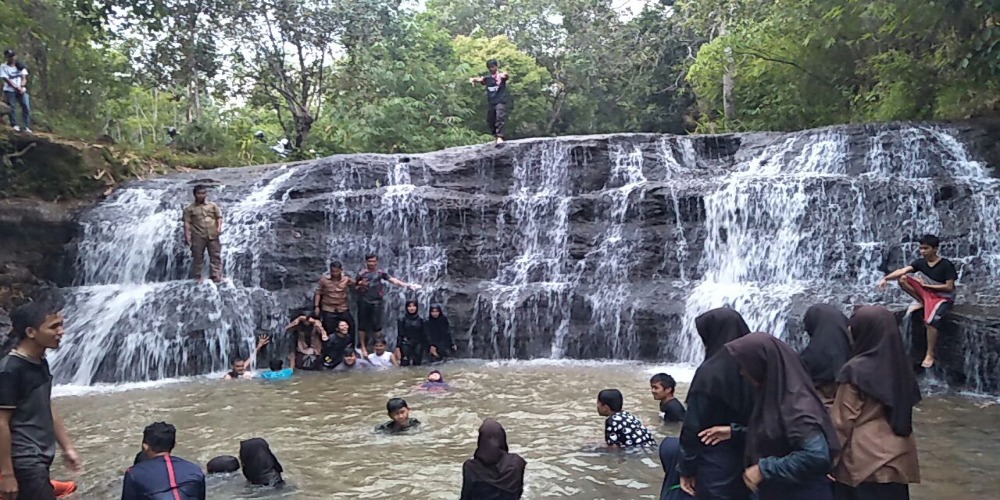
[468,59,511,146]
[1,49,31,133]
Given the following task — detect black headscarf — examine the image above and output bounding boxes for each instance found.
[239,438,284,486]
[686,308,755,421]
[726,333,840,462]
[207,455,240,474]
[398,300,425,343]
[837,306,922,437]
[463,418,526,495]
[425,304,452,348]
[799,304,851,385]
[659,437,694,500]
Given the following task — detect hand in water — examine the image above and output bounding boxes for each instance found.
[679,476,696,496]
[698,425,732,445]
[742,464,762,492]
[63,448,82,473]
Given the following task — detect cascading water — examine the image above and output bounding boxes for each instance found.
[49,123,1000,390]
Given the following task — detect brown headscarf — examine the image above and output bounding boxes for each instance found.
[837,306,922,437]
[725,333,840,462]
[463,418,526,495]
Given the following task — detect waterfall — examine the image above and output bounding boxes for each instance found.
[49,124,1000,387]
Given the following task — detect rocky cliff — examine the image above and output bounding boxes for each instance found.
[4,122,1000,392]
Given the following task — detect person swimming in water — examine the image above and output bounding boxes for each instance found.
[419,370,451,391]
[224,335,270,380]
[239,438,284,487]
[374,398,421,434]
[258,359,293,380]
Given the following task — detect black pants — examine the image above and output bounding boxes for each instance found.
[694,443,751,500]
[15,466,55,500]
[399,342,425,366]
[321,310,354,343]
[487,103,508,138]
[834,482,909,500]
[356,301,384,338]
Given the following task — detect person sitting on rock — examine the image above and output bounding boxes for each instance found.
[224,336,270,380]
[877,234,958,368]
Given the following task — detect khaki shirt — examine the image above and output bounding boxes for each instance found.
[317,275,354,312]
[183,202,222,240]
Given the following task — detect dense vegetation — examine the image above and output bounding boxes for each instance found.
[1,0,998,160]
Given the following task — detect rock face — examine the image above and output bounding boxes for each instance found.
[23,121,1000,393]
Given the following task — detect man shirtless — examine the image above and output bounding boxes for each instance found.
[878,234,958,368]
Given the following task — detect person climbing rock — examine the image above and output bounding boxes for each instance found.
[877,234,958,368]
[183,185,224,283]
[469,59,511,147]
[1,49,31,133]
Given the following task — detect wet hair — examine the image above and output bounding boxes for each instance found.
[207,455,240,474]
[142,422,177,454]
[269,359,283,371]
[387,397,408,415]
[486,59,498,68]
[193,184,207,194]
[919,234,941,249]
[365,253,378,261]
[650,373,676,390]
[231,357,244,366]
[9,299,62,342]
[374,337,387,346]
[330,261,343,269]
[342,348,356,359]
[597,389,624,412]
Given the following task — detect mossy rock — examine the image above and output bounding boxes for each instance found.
[0,128,121,200]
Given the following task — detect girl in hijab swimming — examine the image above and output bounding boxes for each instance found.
[678,307,755,500]
[419,369,451,391]
[426,304,456,362]
[239,438,285,487]
[659,438,695,500]
[725,333,840,500]
[831,306,920,500]
[799,304,851,407]
[397,300,427,366]
[461,418,527,500]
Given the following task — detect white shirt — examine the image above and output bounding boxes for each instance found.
[367,352,395,368]
[1,63,27,92]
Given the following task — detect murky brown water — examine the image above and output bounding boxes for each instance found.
[52,361,1000,499]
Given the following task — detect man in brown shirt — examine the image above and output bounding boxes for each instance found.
[314,261,355,345]
[182,184,224,282]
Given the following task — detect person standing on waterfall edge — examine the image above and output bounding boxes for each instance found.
[877,234,958,368]
[469,59,511,147]
[355,254,421,358]
[314,261,356,344]
[0,301,82,500]
[183,184,224,283]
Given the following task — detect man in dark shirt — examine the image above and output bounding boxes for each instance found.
[121,422,205,500]
[878,234,959,368]
[374,398,421,434]
[650,373,686,423]
[469,59,511,146]
[355,254,420,358]
[0,301,81,500]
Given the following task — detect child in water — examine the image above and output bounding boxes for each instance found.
[367,337,398,368]
[375,398,421,434]
[418,370,451,391]
[650,373,686,423]
[597,388,656,448]
[259,359,293,380]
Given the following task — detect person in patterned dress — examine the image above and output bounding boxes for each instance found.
[596,389,656,448]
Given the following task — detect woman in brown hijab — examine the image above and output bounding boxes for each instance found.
[832,306,920,500]
[725,333,839,500]
[461,418,527,500]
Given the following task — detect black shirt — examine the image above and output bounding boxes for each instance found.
[482,73,510,106]
[659,398,686,423]
[909,257,958,285]
[0,352,56,468]
[374,418,421,434]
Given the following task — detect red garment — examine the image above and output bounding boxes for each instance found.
[902,275,952,324]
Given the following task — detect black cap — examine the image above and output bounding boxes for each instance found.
[486,59,498,68]
[3,49,14,58]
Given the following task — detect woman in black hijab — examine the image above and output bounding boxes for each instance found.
[799,304,851,406]
[397,300,427,366]
[460,418,527,500]
[678,308,755,500]
[239,438,284,487]
[659,437,695,500]
[725,333,839,500]
[831,306,920,500]
[426,304,456,362]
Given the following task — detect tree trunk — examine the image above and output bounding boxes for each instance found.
[720,21,736,120]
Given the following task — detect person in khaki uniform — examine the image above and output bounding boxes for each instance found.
[183,184,224,282]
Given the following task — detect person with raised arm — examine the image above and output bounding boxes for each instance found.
[355,254,421,358]
[469,59,511,147]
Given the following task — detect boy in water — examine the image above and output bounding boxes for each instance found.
[597,389,656,448]
[223,336,270,380]
[258,359,293,380]
[0,301,81,500]
[374,398,421,434]
[878,234,958,368]
[650,373,686,423]
[367,337,397,368]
